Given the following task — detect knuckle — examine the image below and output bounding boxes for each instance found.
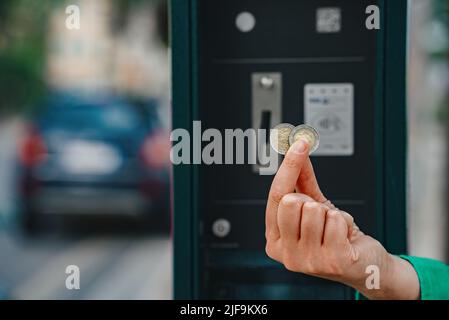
[303,201,321,212]
[284,261,297,272]
[346,213,355,224]
[328,210,344,223]
[336,215,348,228]
[269,187,284,205]
[326,210,338,219]
[283,251,299,272]
[280,194,301,210]
[340,210,354,223]
[265,243,274,258]
[264,230,270,241]
[297,193,314,203]
[265,242,278,260]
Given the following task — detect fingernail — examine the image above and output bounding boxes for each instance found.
[292,139,307,153]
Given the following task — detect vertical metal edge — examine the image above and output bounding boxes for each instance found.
[353,0,386,300]
[383,0,408,255]
[171,0,194,299]
[375,0,386,251]
[190,0,200,299]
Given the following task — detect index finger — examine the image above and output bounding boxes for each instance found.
[266,140,309,240]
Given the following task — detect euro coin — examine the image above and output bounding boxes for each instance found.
[270,123,294,155]
[289,124,320,154]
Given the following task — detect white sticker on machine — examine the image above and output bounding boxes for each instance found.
[304,83,354,156]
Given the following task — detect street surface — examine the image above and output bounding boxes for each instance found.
[0,118,172,299]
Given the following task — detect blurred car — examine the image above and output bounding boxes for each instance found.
[17,93,170,232]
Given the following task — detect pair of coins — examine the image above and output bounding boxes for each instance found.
[270,123,320,155]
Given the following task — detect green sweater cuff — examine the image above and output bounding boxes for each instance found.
[356,255,449,300]
[399,255,449,300]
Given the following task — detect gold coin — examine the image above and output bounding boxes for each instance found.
[270,123,294,155]
[289,124,320,154]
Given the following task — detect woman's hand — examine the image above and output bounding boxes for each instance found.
[265,140,420,300]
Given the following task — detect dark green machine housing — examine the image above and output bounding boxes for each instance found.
[172,0,408,299]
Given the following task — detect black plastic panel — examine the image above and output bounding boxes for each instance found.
[196,0,380,299]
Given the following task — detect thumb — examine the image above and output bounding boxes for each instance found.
[293,140,327,203]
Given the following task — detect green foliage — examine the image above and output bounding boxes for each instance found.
[433,0,449,25]
[432,0,449,57]
[0,0,168,116]
[0,50,45,115]
[0,0,56,115]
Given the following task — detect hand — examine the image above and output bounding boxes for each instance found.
[265,140,420,300]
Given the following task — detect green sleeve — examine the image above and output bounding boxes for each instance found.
[400,255,449,300]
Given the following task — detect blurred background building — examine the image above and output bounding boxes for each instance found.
[0,0,447,300]
[0,0,171,299]
[46,0,169,104]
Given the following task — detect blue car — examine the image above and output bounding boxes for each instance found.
[17,94,170,232]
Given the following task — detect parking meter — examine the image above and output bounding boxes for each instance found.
[172,0,408,299]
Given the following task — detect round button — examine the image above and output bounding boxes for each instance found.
[212,219,231,238]
[235,12,256,33]
[260,76,275,89]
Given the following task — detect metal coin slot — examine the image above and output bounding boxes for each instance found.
[252,73,282,173]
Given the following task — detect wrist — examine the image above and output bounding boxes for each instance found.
[355,254,420,300]
[386,255,420,300]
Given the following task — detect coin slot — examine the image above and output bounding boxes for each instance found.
[252,73,282,173]
[260,111,272,144]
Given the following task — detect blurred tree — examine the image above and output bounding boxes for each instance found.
[431,0,449,59]
[0,0,169,116]
[0,0,57,116]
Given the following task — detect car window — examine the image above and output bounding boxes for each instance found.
[41,103,147,132]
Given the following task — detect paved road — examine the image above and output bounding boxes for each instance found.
[0,118,172,300]
[0,232,171,299]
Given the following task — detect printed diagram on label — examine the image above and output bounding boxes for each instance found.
[316,7,342,33]
[304,83,354,156]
